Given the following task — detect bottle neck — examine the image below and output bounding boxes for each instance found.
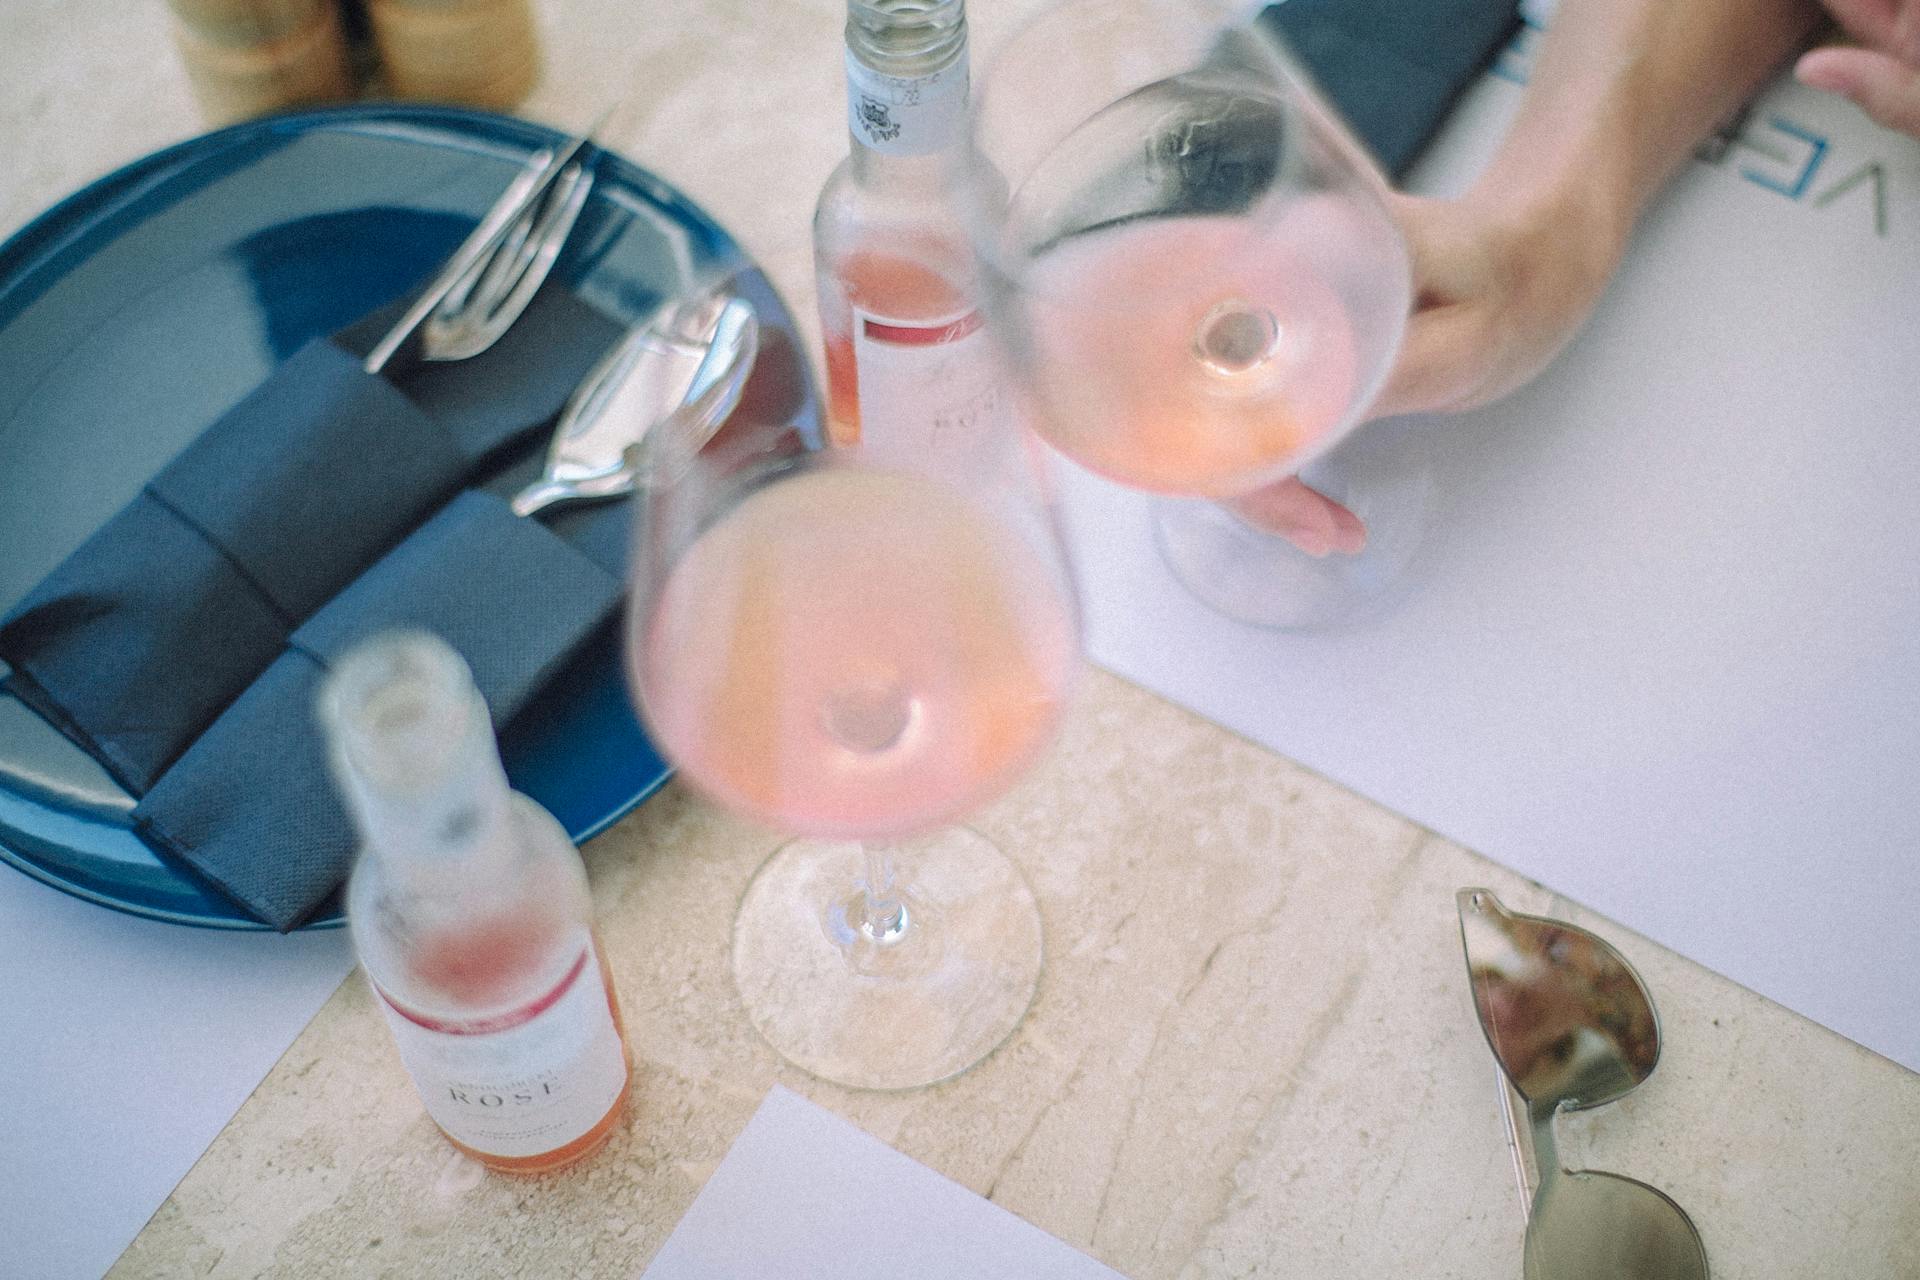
[847,138,957,190]
[846,0,967,74]
[324,632,517,877]
[843,0,969,172]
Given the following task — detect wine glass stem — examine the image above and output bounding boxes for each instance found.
[858,842,908,943]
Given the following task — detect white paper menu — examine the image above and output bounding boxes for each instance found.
[0,870,353,1280]
[641,1087,1129,1279]
[1061,53,1920,1071]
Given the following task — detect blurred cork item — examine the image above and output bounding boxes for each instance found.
[364,0,541,109]
[168,0,356,124]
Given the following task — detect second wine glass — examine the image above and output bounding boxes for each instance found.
[963,0,1417,629]
[626,342,1080,1091]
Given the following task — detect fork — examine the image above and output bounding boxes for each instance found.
[363,126,599,375]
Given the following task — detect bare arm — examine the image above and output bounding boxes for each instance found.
[1490,0,1823,250]
[1377,0,1824,416]
[1240,0,1823,554]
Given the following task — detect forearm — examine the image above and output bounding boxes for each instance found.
[1358,0,1830,419]
[1478,0,1823,264]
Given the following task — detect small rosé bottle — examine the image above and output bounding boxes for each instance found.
[813,0,1001,458]
[322,631,630,1174]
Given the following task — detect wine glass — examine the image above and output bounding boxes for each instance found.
[962,0,1418,629]
[625,339,1081,1091]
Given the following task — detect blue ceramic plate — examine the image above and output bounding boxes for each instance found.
[0,105,817,930]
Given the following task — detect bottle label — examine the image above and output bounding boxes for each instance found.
[373,939,628,1160]
[846,49,969,157]
[852,302,1004,461]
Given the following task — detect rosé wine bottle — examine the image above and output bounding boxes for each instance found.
[813,0,1002,461]
[324,632,630,1174]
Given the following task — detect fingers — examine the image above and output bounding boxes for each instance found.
[1368,197,1496,418]
[1388,193,1485,311]
[1797,45,1920,136]
[1816,0,1902,49]
[1370,189,1616,419]
[1369,301,1490,418]
[1224,478,1367,557]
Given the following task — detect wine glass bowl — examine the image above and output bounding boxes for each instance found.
[624,338,1080,1090]
[634,454,1078,844]
[964,0,1416,627]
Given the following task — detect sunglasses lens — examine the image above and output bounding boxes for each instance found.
[1458,889,1659,1109]
[1526,1169,1709,1280]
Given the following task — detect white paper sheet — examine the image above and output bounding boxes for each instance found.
[0,870,353,1280]
[641,1087,1128,1279]
[1063,62,1920,1071]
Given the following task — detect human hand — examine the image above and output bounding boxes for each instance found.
[1796,0,1920,136]
[1228,190,1622,554]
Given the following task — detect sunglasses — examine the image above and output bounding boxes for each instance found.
[1458,888,1708,1280]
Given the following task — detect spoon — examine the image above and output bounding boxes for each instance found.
[509,286,759,517]
[1457,888,1708,1280]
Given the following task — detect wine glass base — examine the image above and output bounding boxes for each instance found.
[1151,499,1391,629]
[731,827,1043,1091]
[1152,420,1438,630]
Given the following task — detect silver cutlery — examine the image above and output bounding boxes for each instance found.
[364,125,600,375]
[509,285,760,517]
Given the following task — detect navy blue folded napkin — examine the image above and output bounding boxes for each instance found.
[0,287,624,795]
[134,490,630,931]
[1263,0,1521,178]
[129,310,815,931]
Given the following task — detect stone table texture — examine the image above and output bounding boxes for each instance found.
[3,1,1917,1278]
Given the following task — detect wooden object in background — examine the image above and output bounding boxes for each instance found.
[364,0,540,109]
[168,0,356,124]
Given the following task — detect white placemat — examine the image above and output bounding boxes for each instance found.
[1063,55,1920,1072]
[641,1087,1127,1279]
[0,871,353,1279]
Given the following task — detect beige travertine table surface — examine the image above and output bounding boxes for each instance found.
[4,1,1917,1277]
